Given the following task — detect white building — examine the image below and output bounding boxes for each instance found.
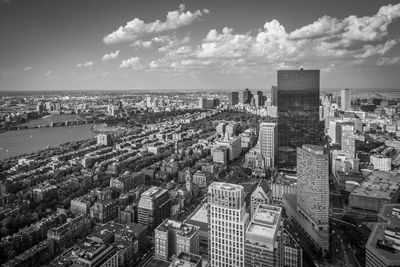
[259,122,277,168]
[370,155,392,172]
[341,88,351,111]
[208,182,249,267]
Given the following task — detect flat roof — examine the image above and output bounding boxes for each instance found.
[366,204,400,265]
[350,171,400,200]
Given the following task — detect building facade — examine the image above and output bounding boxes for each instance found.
[208,182,249,267]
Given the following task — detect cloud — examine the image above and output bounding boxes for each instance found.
[145,3,400,75]
[77,61,95,67]
[24,66,33,71]
[101,50,120,61]
[119,57,142,70]
[45,70,52,76]
[102,72,110,77]
[1,0,11,4]
[377,56,400,66]
[131,35,190,53]
[103,4,209,44]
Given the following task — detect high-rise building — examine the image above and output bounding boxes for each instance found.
[137,187,171,233]
[97,133,112,146]
[271,86,278,106]
[341,88,351,111]
[244,204,283,267]
[228,92,239,106]
[259,122,278,168]
[208,182,249,267]
[239,88,252,105]
[256,91,264,106]
[146,96,152,108]
[277,69,321,164]
[341,122,355,158]
[296,145,329,255]
[155,219,200,261]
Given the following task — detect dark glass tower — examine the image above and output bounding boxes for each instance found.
[277,69,322,164]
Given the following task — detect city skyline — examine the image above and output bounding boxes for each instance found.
[0,0,400,91]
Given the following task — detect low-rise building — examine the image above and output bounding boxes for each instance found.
[349,171,400,213]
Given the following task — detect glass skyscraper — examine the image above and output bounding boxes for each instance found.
[277,69,322,164]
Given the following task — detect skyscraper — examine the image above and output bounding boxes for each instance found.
[277,69,321,164]
[228,92,239,106]
[239,88,252,105]
[208,182,249,267]
[341,88,351,111]
[297,145,329,255]
[259,122,277,168]
[341,122,355,159]
[244,204,283,267]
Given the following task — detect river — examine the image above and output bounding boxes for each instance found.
[0,124,97,161]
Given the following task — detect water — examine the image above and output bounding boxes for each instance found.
[0,124,97,161]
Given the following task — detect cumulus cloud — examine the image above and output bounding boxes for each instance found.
[131,35,190,53]
[101,50,120,61]
[24,66,33,71]
[45,70,52,76]
[119,57,142,70]
[77,61,95,68]
[103,4,209,44]
[146,3,400,75]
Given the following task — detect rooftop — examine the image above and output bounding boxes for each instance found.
[156,219,199,238]
[141,186,167,199]
[246,204,282,247]
[350,171,400,200]
[366,204,400,265]
[209,182,243,192]
[185,203,208,232]
[272,172,298,186]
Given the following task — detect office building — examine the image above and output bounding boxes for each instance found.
[155,219,200,261]
[244,204,283,267]
[228,92,239,106]
[259,122,277,168]
[341,122,355,159]
[277,69,321,164]
[271,86,278,106]
[192,170,212,189]
[341,88,351,111]
[250,179,271,217]
[70,197,93,216]
[137,187,171,233]
[283,145,329,256]
[97,133,112,146]
[366,204,400,267]
[208,182,249,267]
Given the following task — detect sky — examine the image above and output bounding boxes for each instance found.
[0,0,399,91]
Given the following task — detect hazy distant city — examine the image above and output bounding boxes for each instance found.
[1,1,400,267]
